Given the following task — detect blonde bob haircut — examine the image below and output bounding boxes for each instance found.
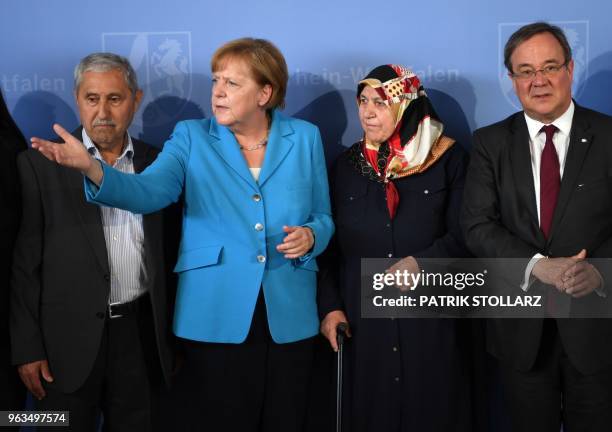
[211,38,288,110]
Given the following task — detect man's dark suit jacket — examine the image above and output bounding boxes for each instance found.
[461,103,612,375]
[10,128,178,393]
[0,99,27,413]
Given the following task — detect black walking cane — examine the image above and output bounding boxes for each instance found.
[336,322,348,432]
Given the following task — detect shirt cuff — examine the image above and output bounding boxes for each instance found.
[521,253,546,292]
[593,267,607,298]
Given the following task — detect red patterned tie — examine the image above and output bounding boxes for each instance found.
[539,125,559,239]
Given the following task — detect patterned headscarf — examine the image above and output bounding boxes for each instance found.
[348,64,455,219]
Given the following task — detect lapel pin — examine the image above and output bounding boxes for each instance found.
[581,138,588,143]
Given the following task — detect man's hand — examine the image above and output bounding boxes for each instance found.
[320,310,351,352]
[17,360,54,400]
[386,256,420,292]
[31,124,103,185]
[562,253,602,298]
[276,225,314,259]
[532,249,586,290]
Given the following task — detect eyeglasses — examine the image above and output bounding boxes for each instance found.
[510,63,568,81]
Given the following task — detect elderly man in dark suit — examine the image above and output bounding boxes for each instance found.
[462,22,612,432]
[10,53,177,431]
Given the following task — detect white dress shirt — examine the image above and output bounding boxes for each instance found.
[526,102,574,224]
[520,102,604,296]
[82,129,147,304]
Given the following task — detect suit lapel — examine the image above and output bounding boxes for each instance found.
[509,114,545,244]
[131,138,151,174]
[63,135,110,275]
[66,133,160,285]
[208,120,259,191]
[548,106,593,244]
[258,110,294,187]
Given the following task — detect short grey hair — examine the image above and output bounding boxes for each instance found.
[74,52,140,94]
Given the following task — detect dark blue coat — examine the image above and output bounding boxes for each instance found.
[318,142,478,432]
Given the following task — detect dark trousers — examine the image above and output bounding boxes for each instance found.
[500,319,612,432]
[36,295,162,432]
[174,290,315,432]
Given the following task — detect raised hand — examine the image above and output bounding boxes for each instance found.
[31,124,103,185]
[276,225,314,259]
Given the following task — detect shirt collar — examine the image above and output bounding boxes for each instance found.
[524,101,574,141]
[81,128,134,162]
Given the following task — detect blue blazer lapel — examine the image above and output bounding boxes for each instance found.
[258,110,294,187]
[208,119,259,191]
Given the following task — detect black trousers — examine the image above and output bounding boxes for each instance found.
[36,295,162,432]
[500,319,612,432]
[174,290,315,432]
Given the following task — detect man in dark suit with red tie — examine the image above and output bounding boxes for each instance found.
[462,22,612,431]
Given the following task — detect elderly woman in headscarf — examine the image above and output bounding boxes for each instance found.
[319,65,475,431]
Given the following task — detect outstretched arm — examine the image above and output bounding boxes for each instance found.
[30,124,103,184]
[32,122,190,215]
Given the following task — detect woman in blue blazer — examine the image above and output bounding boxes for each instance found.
[32,38,333,431]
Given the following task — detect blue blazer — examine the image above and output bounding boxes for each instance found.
[86,110,334,343]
